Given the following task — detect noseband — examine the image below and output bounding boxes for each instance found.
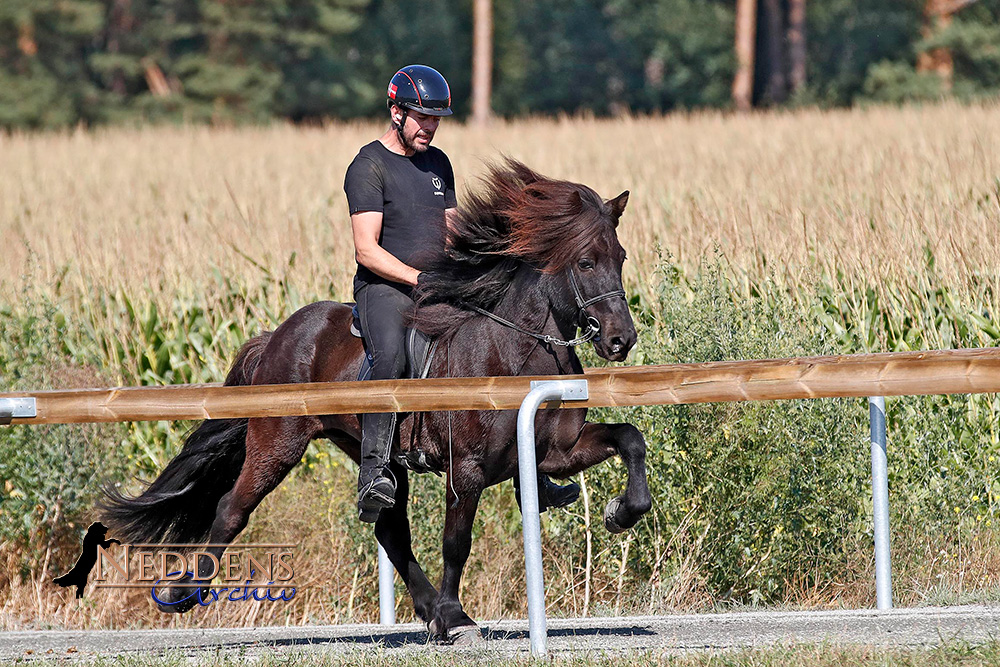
[566,267,626,338]
[464,267,626,348]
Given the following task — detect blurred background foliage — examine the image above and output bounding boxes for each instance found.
[1,0,1000,129]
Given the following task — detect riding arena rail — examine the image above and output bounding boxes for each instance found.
[4,347,1000,655]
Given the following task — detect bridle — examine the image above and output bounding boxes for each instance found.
[464,267,626,348]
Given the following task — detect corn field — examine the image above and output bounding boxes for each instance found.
[2,100,1000,630]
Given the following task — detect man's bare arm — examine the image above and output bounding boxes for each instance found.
[351,211,421,287]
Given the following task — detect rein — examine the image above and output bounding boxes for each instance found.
[465,268,625,348]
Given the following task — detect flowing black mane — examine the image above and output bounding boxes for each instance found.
[413,158,617,337]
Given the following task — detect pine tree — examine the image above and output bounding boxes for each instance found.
[0,0,105,128]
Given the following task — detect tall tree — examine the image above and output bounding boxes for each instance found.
[733,0,757,110]
[917,0,981,92]
[0,0,105,127]
[602,0,735,112]
[471,0,492,124]
[760,0,786,103]
[787,0,807,95]
[349,0,470,117]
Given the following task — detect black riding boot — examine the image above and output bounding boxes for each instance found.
[358,411,398,523]
[514,474,582,514]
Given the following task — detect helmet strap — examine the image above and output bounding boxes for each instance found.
[393,105,409,145]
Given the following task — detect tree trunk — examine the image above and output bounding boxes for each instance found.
[471,0,493,124]
[761,0,786,104]
[107,0,133,95]
[787,0,807,94]
[917,0,955,92]
[733,0,758,111]
[17,23,37,56]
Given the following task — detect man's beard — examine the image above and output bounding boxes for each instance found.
[400,126,432,153]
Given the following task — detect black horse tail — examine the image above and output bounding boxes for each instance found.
[99,332,273,545]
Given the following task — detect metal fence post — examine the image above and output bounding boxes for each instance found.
[517,379,589,657]
[0,397,35,425]
[869,396,893,610]
[378,543,395,625]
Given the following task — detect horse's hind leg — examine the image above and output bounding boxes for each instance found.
[540,422,652,533]
[374,462,438,623]
[157,416,315,612]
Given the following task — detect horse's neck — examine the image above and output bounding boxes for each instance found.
[489,268,581,375]
[491,268,545,329]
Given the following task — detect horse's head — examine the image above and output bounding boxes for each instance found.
[478,160,636,361]
[414,158,637,362]
[548,189,636,362]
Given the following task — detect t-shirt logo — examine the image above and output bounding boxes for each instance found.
[432,176,442,190]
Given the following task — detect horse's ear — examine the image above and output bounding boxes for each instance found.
[568,189,583,213]
[607,190,629,225]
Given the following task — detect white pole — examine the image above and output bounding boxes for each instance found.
[516,379,588,656]
[378,543,395,625]
[869,396,893,610]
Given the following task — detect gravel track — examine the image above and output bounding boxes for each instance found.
[4,605,1000,661]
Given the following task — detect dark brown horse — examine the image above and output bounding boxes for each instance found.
[100,159,651,642]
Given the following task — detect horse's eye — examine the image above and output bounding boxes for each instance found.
[578,258,594,271]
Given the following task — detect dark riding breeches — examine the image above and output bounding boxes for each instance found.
[355,282,414,478]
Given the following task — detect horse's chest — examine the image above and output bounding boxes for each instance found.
[395,324,585,475]
[397,395,586,479]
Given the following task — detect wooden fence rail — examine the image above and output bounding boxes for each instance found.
[3,348,1000,425]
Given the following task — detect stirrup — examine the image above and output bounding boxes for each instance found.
[358,472,397,523]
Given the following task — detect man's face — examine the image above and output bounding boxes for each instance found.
[392,106,441,153]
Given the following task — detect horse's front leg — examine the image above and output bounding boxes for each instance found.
[429,480,483,644]
[539,422,652,533]
[374,462,438,623]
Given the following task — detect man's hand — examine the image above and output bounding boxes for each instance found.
[415,270,435,293]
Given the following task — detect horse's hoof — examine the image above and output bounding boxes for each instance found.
[154,585,200,614]
[427,618,445,642]
[604,497,627,534]
[450,625,484,646]
[156,597,195,614]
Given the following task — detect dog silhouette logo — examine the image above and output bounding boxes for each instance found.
[53,521,120,599]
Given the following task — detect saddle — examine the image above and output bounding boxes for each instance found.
[349,305,436,381]
[350,304,439,474]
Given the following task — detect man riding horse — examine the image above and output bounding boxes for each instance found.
[346,64,579,522]
[100,125,649,639]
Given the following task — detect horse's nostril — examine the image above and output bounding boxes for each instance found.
[610,336,625,352]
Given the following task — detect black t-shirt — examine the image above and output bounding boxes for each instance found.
[344,140,457,294]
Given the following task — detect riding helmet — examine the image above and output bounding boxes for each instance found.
[386,65,453,116]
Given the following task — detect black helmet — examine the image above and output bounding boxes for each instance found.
[387,65,452,117]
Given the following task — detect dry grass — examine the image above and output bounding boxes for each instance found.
[2,101,998,306]
[0,456,642,631]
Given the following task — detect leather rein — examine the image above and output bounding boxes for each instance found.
[464,268,626,348]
